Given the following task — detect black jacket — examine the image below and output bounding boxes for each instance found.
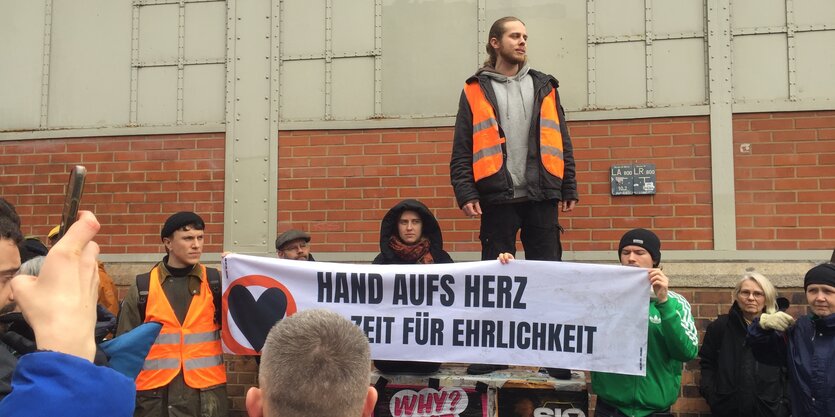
[450,68,578,208]
[373,199,453,265]
[0,340,15,401]
[372,199,448,375]
[699,302,790,417]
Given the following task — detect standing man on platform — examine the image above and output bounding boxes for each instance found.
[117,212,227,417]
[449,16,578,376]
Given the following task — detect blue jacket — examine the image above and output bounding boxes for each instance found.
[748,313,835,417]
[0,351,135,416]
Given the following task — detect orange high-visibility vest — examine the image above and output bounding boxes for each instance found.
[464,82,565,181]
[135,264,226,390]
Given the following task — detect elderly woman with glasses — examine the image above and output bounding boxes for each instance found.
[698,272,790,417]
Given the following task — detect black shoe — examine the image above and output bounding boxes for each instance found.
[466,363,509,375]
[542,367,572,379]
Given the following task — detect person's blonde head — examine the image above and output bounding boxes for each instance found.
[733,271,778,315]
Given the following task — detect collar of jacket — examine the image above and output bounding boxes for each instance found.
[157,260,204,294]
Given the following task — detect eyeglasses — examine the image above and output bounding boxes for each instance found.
[281,242,308,252]
[738,290,765,299]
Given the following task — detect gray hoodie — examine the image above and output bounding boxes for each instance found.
[478,64,534,198]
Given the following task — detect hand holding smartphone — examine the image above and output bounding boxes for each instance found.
[56,165,87,242]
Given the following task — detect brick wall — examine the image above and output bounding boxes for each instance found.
[277,116,717,255]
[0,133,226,253]
[276,111,834,253]
[2,111,831,255]
[1,111,832,416]
[734,112,835,249]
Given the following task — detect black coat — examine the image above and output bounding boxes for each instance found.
[372,199,453,265]
[450,68,578,208]
[372,199,448,375]
[0,340,15,401]
[699,302,790,417]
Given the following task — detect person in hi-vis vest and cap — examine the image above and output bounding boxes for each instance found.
[116,212,227,417]
[449,16,578,376]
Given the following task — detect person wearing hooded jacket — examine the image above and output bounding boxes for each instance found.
[698,272,790,417]
[372,199,451,374]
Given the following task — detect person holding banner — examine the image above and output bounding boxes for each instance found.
[747,263,835,417]
[275,229,315,261]
[372,199,450,373]
[591,228,699,417]
[698,272,790,417]
[244,309,377,417]
[116,212,227,417]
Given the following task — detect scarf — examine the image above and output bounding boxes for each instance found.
[388,235,434,264]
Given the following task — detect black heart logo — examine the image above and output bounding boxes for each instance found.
[228,286,288,352]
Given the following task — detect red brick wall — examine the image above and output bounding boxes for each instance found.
[278,117,716,254]
[2,111,832,417]
[2,111,831,255]
[277,111,834,253]
[0,133,225,253]
[734,112,835,249]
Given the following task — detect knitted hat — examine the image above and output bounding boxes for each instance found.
[804,263,835,289]
[275,229,311,250]
[618,228,661,267]
[161,212,205,240]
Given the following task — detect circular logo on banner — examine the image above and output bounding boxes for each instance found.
[222,274,297,355]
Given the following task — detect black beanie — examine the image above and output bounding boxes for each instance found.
[618,228,661,267]
[804,263,835,289]
[161,212,205,240]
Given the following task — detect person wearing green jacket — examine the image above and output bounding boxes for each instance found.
[591,229,699,417]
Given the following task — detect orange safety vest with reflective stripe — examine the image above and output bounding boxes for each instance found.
[135,264,226,390]
[463,82,565,182]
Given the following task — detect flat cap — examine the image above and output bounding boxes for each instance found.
[275,229,310,250]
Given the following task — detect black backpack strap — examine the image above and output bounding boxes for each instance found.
[136,272,151,323]
[205,267,222,325]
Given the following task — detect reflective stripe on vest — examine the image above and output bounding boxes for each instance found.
[539,89,565,179]
[135,264,226,390]
[464,82,565,181]
[464,82,505,182]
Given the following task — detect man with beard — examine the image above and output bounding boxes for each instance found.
[449,15,578,377]
[0,216,22,401]
[275,229,315,261]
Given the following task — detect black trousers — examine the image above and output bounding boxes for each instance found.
[594,399,672,417]
[479,199,562,261]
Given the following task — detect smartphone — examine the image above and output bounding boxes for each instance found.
[57,165,87,241]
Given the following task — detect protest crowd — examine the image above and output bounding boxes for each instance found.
[1,14,833,417]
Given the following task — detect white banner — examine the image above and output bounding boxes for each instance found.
[221,254,650,376]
